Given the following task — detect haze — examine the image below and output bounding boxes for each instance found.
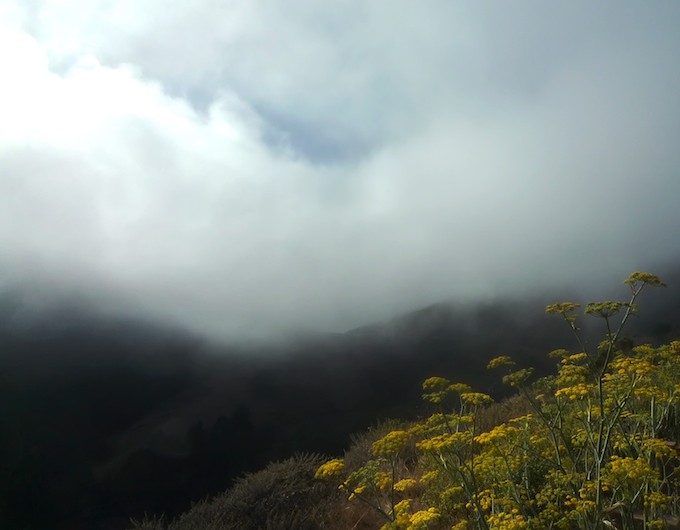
[1,2,679,338]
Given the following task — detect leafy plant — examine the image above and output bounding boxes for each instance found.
[317,272,679,530]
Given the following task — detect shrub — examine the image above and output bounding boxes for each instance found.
[129,453,339,530]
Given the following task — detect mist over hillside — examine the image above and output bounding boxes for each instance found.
[2,3,680,528]
[3,2,680,341]
[1,265,679,529]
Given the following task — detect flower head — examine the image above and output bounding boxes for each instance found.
[461,392,494,406]
[315,458,345,480]
[372,430,411,457]
[488,355,515,369]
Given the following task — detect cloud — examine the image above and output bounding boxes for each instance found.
[1,2,680,338]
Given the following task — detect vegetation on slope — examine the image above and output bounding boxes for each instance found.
[132,272,680,530]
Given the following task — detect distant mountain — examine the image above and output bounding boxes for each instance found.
[1,266,679,529]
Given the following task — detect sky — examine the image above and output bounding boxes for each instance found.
[1,1,680,338]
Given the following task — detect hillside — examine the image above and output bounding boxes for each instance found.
[128,272,680,530]
[1,269,679,529]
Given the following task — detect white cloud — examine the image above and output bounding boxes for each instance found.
[1,2,680,338]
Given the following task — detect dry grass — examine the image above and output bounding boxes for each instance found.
[128,453,339,530]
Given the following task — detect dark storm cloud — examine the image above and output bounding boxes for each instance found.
[1,1,680,338]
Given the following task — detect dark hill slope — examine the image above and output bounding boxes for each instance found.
[1,268,679,529]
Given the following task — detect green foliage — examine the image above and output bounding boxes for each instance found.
[317,272,680,530]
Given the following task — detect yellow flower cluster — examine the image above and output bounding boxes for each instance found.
[408,508,440,529]
[422,377,464,404]
[570,428,587,447]
[423,391,449,404]
[564,494,596,515]
[461,392,494,406]
[632,385,669,400]
[625,271,666,286]
[466,488,495,511]
[372,430,411,457]
[554,383,592,400]
[558,477,599,518]
[508,414,533,425]
[422,376,451,391]
[612,431,642,452]
[375,471,392,490]
[604,456,657,486]
[425,413,446,427]
[419,470,439,485]
[315,458,344,479]
[643,438,678,459]
[474,453,523,480]
[533,470,579,527]
[610,356,654,377]
[417,413,471,437]
[348,484,367,501]
[585,301,628,318]
[449,382,473,394]
[548,348,570,359]
[633,344,656,357]
[486,511,528,530]
[475,424,518,445]
[487,356,515,369]
[394,478,418,492]
[417,431,472,453]
[546,302,580,315]
[380,499,413,530]
[556,363,589,386]
[458,414,475,424]
[439,485,466,510]
[645,491,672,510]
[502,368,534,388]
[394,499,412,513]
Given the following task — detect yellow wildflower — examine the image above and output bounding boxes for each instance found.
[449,382,473,394]
[408,508,440,529]
[422,376,451,391]
[375,471,392,490]
[488,355,515,369]
[372,430,411,457]
[546,302,580,315]
[642,438,677,459]
[315,458,344,480]
[554,383,592,400]
[394,478,418,492]
[461,392,494,406]
[624,271,665,286]
[417,431,472,453]
[419,470,439,485]
[486,511,528,530]
[475,424,518,444]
